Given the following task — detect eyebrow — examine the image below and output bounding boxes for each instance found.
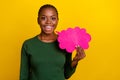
[40,15,57,17]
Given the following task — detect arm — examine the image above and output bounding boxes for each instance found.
[64,46,86,79]
[64,53,77,79]
[19,42,30,80]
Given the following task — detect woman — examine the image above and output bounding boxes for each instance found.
[20,4,86,80]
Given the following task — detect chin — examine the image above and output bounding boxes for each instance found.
[44,31,54,35]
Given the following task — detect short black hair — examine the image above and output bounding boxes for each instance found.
[38,4,58,17]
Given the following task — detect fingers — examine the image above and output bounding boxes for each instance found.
[78,51,86,60]
[75,45,86,61]
[76,45,84,54]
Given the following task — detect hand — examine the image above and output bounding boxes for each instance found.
[71,45,86,68]
[73,45,86,62]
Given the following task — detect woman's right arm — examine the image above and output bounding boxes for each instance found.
[20,42,30,80]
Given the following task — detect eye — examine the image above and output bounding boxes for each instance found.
[51,17,57,21]
[40,16,46,20]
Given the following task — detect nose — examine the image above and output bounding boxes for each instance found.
[46,18,51,24]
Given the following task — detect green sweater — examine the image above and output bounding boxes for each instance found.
[20,35,77,80]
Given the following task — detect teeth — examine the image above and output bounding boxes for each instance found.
[45,26,52,30]
[46,26,51,29]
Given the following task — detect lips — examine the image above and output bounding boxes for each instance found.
[44,25,54,31]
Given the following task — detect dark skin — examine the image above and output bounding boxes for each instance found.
[71,45,86,68]
[37,7,86,68]
[37,8,58,43]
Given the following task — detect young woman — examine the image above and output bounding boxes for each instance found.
[20,4,86,80]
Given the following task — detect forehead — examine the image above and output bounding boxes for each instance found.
[39,8,57,16]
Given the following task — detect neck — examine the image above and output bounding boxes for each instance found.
[38,32,57,42]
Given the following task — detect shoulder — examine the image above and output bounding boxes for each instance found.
[22,35,38,46]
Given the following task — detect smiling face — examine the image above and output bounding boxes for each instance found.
[38,7,58,35]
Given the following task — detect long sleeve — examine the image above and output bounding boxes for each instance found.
[64,53,77,79]
[20,42,30,80]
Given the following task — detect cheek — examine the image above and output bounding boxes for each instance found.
[53,20,58,25]
[39,20,45,26]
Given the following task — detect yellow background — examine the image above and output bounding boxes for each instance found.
[0,0,120,80]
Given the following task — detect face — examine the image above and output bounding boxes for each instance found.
[38,8,58,35]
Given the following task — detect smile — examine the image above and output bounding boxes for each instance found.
[44,26,54,31]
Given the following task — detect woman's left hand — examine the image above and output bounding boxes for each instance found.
[74,45,86,61]
[71,45,86,67]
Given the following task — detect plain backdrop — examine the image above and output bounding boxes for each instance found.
[0,0,120,80]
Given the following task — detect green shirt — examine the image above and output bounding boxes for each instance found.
[20,35,77,80]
